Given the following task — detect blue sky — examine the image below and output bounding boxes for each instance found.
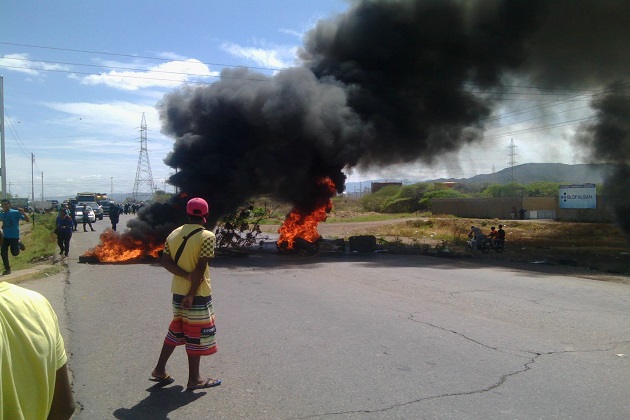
[1,0,592,201]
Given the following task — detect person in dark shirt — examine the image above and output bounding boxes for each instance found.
[109,202,121,231]
[492,224,506,248]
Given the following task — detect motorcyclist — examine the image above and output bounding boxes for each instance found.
[492,224,506,248]
[468,225,486,249]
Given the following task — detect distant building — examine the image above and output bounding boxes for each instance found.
[371,182,402,193]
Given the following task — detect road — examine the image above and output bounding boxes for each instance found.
[21,213,630,419]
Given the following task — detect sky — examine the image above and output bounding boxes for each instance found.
[0,0,603,201]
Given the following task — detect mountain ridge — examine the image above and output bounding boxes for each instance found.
[345,163,618,192]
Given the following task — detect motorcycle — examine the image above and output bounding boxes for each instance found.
[467,236,505,253]
[467,236,490,253]
[487,238,505,253]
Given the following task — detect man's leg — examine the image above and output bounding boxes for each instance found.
[64,236,71,256]
[187,355,202,386]
[1,241,10,273]
[152,343,176,378]
[9,238,21,256]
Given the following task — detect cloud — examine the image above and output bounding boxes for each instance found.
[0,53,71,77]
[79,58,218,91]
[220,41,297,69]
[12,98,176,198]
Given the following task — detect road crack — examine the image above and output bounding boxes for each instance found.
[287,318,630,419]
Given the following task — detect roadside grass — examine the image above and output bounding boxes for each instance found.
[8,213,58,271]
[327,211,420,223]
[363,217,628,248]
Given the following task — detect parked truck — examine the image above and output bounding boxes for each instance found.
[5,197,32,211]
[76,192,98,203]
[34,200,58,213]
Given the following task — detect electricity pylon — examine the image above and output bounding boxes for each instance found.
[132,113,155,202]
[507,138,517,183]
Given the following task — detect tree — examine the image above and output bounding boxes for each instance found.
[482,182,525,197]
[524,181,559,197]
[420,188,467,209]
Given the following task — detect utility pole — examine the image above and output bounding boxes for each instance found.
[41,171,44,201]
[110,177,113,196]
[31,153,35,205]
[1,75,6,199]
[507,139,517,183]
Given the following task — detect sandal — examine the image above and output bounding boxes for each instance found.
[148,374,175,386]
[186,378,221,390]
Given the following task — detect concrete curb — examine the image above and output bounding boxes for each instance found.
[2,263,65,285]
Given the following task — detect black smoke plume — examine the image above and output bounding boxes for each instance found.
[576,83,630,241]
[129,0,630,243]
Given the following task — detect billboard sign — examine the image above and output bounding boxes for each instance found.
[559,184,596,209]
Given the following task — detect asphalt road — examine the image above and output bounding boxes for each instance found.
[21,214,630,419]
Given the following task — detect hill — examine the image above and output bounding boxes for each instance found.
[434,163,618,185]
[345,163,618,192]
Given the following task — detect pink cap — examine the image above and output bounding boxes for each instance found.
[186,197,209,217]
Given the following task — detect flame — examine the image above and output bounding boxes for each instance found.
[277,177,335,249]
[85,230,163,262]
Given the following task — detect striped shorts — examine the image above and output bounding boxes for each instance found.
[164,294,217,356]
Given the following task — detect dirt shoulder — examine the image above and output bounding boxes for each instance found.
[260,218,630,283]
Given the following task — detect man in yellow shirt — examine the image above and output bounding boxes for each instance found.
[150,197,221,390]
[0,282,75,419]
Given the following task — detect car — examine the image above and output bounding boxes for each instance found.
[75,205,96,223]
[80,201,103,220]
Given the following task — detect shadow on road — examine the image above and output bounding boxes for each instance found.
[112,384,205,419]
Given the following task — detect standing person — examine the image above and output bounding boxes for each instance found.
[109,202,120,231]
[0,199,30,276]
[510,206,517,219]
[0,282,75,419]
[55,208,74,257]
[81,204,95,232]
[150,197,221,390]
[69,202,77,231]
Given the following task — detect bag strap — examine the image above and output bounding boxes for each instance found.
[173,227,204,264]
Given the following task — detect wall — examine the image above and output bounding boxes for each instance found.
[431,196,612,222]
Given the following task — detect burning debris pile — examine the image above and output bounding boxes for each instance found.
[94,0,630,261]
[84,230,164,263]
[277,177,335,251]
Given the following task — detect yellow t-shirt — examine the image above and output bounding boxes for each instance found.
[0,282,67,420]
[163,224,215,296]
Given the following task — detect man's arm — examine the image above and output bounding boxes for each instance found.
[48,363,75,420]
[181,256,212,309]
[19,208,30,223]
[161,252,189,278]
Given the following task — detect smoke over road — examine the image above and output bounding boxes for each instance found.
[133,0,630,241]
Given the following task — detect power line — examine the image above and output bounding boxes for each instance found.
[0,41,286,72]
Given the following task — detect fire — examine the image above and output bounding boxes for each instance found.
[85,230,163,262]
[277,177,336,250]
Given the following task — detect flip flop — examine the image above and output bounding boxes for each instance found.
[186,378,221,391]
[148,374,175,386]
